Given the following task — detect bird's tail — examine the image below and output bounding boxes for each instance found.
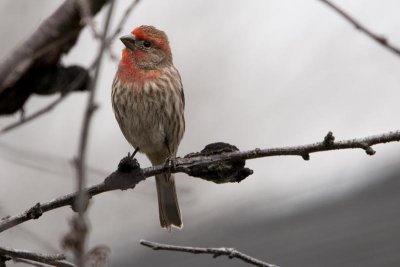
[155,173,182,229]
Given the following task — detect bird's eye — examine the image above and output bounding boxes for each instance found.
[143,41,151,48]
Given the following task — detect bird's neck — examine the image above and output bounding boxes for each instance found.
[117,51,162,86]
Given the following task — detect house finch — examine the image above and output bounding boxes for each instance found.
[111,25,185,229]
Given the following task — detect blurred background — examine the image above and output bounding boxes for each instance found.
[0,0,400,266]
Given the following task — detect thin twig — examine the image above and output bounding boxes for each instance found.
[105,0,142,61]
[76,0,101,38]
[140,240,279,267]
[109,0,141,41]
[73,1,115,266]
[1,96,66,134]
[1,130,399,233]
[13,258,48,267]
[0,246,75,267]
[318,0,400,56]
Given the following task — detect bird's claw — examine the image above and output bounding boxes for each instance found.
[128,147,140,159]
[164,156,177,170]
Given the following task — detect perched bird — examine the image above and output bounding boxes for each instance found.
[111,25,185,229]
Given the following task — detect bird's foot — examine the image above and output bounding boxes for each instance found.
[164,155,177,171]
[118,155,140,173]
[128,147,140,159]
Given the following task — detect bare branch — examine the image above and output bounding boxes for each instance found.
[147,130,400,179]
[0,0,108,95]
[0,70,89,135]
[0,130,399,233]
[13,258,48,267]
[0,0,110,118]
[0,0,132,123]
[0,95,66,134]
[0,0,110,121]
[103,0,142,61]
[109,0,141,41]
[1,96,65,134]
[0,158,144,234]
[76,0,101,38]
[0,246,75,267]
[140,240,279,267]
[71,1,116,265]
[318,0,400,56]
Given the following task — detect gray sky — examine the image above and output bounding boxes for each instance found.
[1,0,400,265]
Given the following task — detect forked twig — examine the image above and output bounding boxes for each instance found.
[140,240,279,267]
[318,0,400,56]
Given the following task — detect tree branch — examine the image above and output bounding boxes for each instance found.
[0,0,140,126]
[0,0,110,117]
[0,0,108,95]
[0,246,75,267]
[76,0,101,39]
[69,1,115,266]
[0,69,89,135]
[109,0,141,41]
[140,240,279,267]
[0,130,399,233]
[317,0,400,57]
[104,0,142,61]
[11,258,48,267]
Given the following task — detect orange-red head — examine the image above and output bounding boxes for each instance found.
[120,25,172,70]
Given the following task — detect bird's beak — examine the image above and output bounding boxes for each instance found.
[120,34,136,51]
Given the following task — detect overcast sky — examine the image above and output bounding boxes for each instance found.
[1,0,400,266]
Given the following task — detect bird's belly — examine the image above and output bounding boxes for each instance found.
[120,108,166,154]
[112,74,185,159]
[113,91,167,154]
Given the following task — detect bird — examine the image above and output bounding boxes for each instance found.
[111,25,185,229]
